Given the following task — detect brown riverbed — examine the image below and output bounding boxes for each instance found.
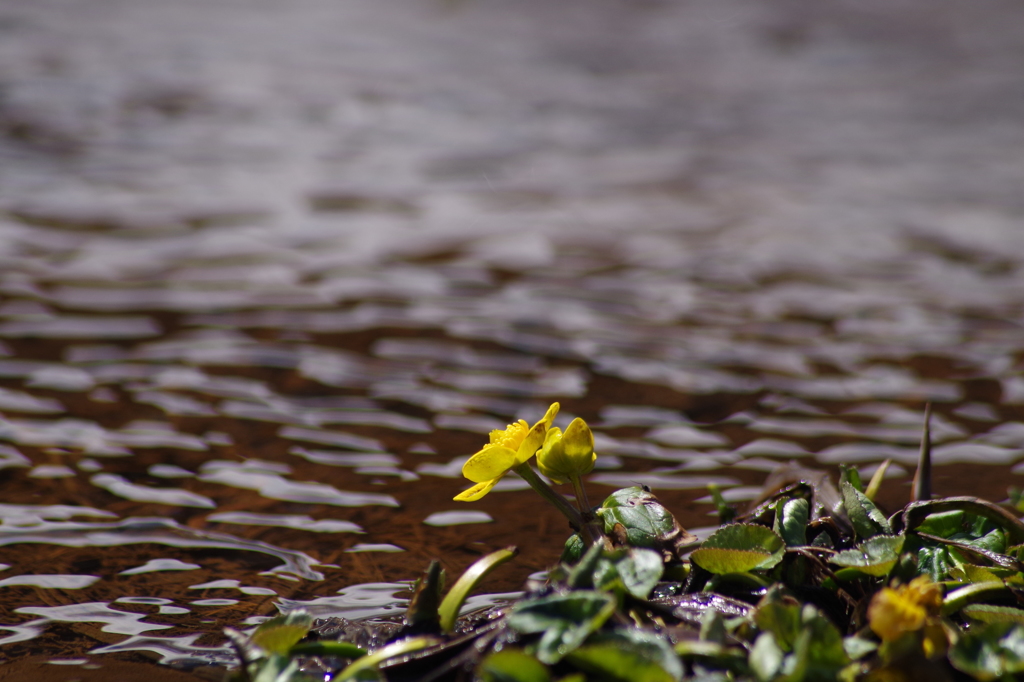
[1,0,1024,679]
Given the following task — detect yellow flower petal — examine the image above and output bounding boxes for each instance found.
[867,577,942,642]
[537,418,596,483]
[462,445,517,483]
[562,418,596,476]
[514,403,560,465]
[539,402,560,428]
[453,476,502,502]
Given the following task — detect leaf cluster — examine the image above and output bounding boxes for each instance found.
[226,467,1024,681]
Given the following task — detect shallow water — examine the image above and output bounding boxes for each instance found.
[1,0,1024,678]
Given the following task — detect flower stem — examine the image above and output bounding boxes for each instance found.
[512,463,584,531]
[569,475,592,518]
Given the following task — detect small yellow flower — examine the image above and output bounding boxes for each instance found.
[454,403,560,502]
[868,576,943,643]
[537,418,596,484]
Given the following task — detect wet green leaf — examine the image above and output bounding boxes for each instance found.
[251,655,301,682]
[402,560,444,635]
[561,533,585,564]
[690,524,785,574]
[568,541,606,588]
[830,535,905,576]
[839,465,863,493]
[773,498,808,547]
[899,497,1024,546]
[479,649,551,682]
[507,591,616,664]
[699,609,726,645]
[753,588,802,652]
[334,637,438,682]
[840,479,890,539]
[798,604,849,673]
[959,563,1005,584]
[916,509,964,538]
[707,483,738,525]
[842,636,877,660]
[438,546,517,632]
[615,549,664,599]
[963,604,1024,625]
[288,641,366,659]
[863,459,891,502]
[949,622,1024,680]
[750,632,784,682]
[250,610,312,656]
[597,487,690,553]
[566,630,683,682]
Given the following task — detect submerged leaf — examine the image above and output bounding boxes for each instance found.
[690,524,785,574]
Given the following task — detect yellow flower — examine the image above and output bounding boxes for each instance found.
[454,403,560,502]
[537,418,596,484]
[868,576,943,643]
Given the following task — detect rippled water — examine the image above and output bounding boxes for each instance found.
[1,0,1024,678]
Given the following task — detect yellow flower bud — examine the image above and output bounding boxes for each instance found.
[537,417,596,484]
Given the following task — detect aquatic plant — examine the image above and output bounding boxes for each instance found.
[226,408,1024,681]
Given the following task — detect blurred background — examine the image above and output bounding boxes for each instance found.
[1,0,1024,678]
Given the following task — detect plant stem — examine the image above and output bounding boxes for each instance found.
[512,463,584,531]
[570,474,592,517]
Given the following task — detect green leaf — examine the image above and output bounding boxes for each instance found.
[752,588,802,653]
[707,483,738,525]
[774,498,809,547]
[250,610,313,655]
[963,605,1024,625]
[863,459,891,501]
[900,497,1024,546]
[690,524,785,575]
[842,636,877,660]
[403,560,444,634]
[750,632,784,682]
[839,465,863,493]
[840,479,891,539]
[943,582,1014,616]
[798,604,849,674]
[561,533,585,564]
[251,655,301,682]
[438,546,517,633]
[334,637,438,682]
[479,649,551,682]
[615,549,664,599]
[916,509,964,538]
[288,641,366,659]
[949,623,1024,680]
[597,487,682,550]
[699,609,726,645]
[565,630,683,682]
[961,563,1011,584]
[507,591,616,664]
[830,535,905,576]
